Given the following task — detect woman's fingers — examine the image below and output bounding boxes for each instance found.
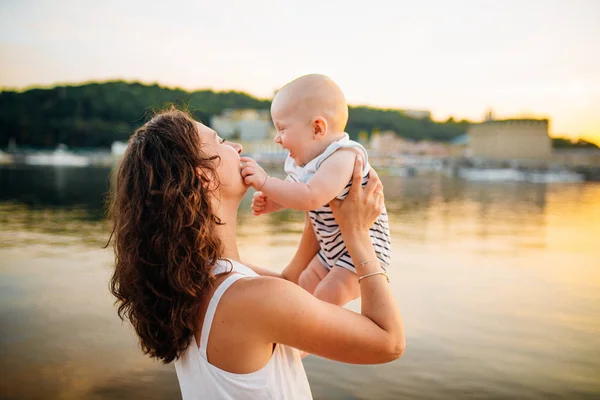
[365,167,383,197]
[329,197,341,213]
[329,156,386,236]
[331,155,363,214]
[346,155,364,201]
[375,186,385,212]
[373,182,384,203]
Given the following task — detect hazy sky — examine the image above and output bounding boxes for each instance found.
[1,0,599,143]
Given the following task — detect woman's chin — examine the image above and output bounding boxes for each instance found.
[220,175,249,201]
[238,180,250,197]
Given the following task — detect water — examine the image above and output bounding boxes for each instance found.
[1,164,599,399]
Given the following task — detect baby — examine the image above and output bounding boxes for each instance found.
[241,74,391,306]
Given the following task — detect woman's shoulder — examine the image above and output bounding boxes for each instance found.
[219,274,312,322]
[223,274,298,304]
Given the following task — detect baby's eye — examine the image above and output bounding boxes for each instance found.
[219,138,226,144]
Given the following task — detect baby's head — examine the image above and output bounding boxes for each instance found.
[271,74,348,166]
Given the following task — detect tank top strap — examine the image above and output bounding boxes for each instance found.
[198,272,245,357]
[212,259,234,275]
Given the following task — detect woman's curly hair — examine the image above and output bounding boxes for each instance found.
[106,108,223,363]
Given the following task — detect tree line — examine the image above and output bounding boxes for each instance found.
[0,81,470,149]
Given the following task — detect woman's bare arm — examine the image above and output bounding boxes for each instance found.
[239,155,405,364]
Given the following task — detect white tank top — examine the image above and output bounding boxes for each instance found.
[174,259,313,399]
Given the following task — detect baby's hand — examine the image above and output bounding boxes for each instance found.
[240,157,268,190]
[252,192,283,216]
[252,191,270,216]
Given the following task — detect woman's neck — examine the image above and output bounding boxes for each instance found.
[211,196,241,262]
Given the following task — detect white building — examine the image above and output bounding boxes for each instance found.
[211,109,272,141]
[468,119,551,161]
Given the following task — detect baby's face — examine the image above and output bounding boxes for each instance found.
[271,99,315,166]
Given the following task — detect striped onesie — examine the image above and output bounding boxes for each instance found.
[284,133,391,273]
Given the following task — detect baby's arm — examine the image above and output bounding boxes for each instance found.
[240,149,358,211]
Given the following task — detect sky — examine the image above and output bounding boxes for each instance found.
[1,0,599,143]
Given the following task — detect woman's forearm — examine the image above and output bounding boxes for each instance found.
[345,231,405,355]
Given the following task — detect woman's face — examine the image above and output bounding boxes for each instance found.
[195,121,247,200]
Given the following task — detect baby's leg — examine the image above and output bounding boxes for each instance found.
[298,255,329,294]
[313,266,360,307]
[297,256,329,360]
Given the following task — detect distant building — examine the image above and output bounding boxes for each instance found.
[468,118,551,161]
[400,109,431,120]
[369,131,448,156]
[211,109,272,141]
[370,131,407,155]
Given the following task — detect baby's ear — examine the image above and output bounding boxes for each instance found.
[312,117,328,139]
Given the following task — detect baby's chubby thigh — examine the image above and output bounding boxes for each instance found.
[298,255,329,294]
[313,266,360,307]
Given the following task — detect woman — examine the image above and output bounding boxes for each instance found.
[108,109,404,399]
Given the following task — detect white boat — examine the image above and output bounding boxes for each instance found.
[25,145,90,167]
[525,170,584,183]
[111,141,128,157]
[458,168,523,182]
[458,168,584,183]
[0,150,12,164]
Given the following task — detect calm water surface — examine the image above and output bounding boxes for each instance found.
[1,164,599,399]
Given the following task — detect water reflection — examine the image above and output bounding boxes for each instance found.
[1,165,599,399]
[0,164,111,214]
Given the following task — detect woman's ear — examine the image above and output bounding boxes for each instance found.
[196,167,218,191]
[312,117,328,139]
[195,166,204,181]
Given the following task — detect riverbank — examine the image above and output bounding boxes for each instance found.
[2,148,600,182]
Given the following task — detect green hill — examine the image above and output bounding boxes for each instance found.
[0,81,469,148]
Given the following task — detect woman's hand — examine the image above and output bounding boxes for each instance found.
[330,155,384,235]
